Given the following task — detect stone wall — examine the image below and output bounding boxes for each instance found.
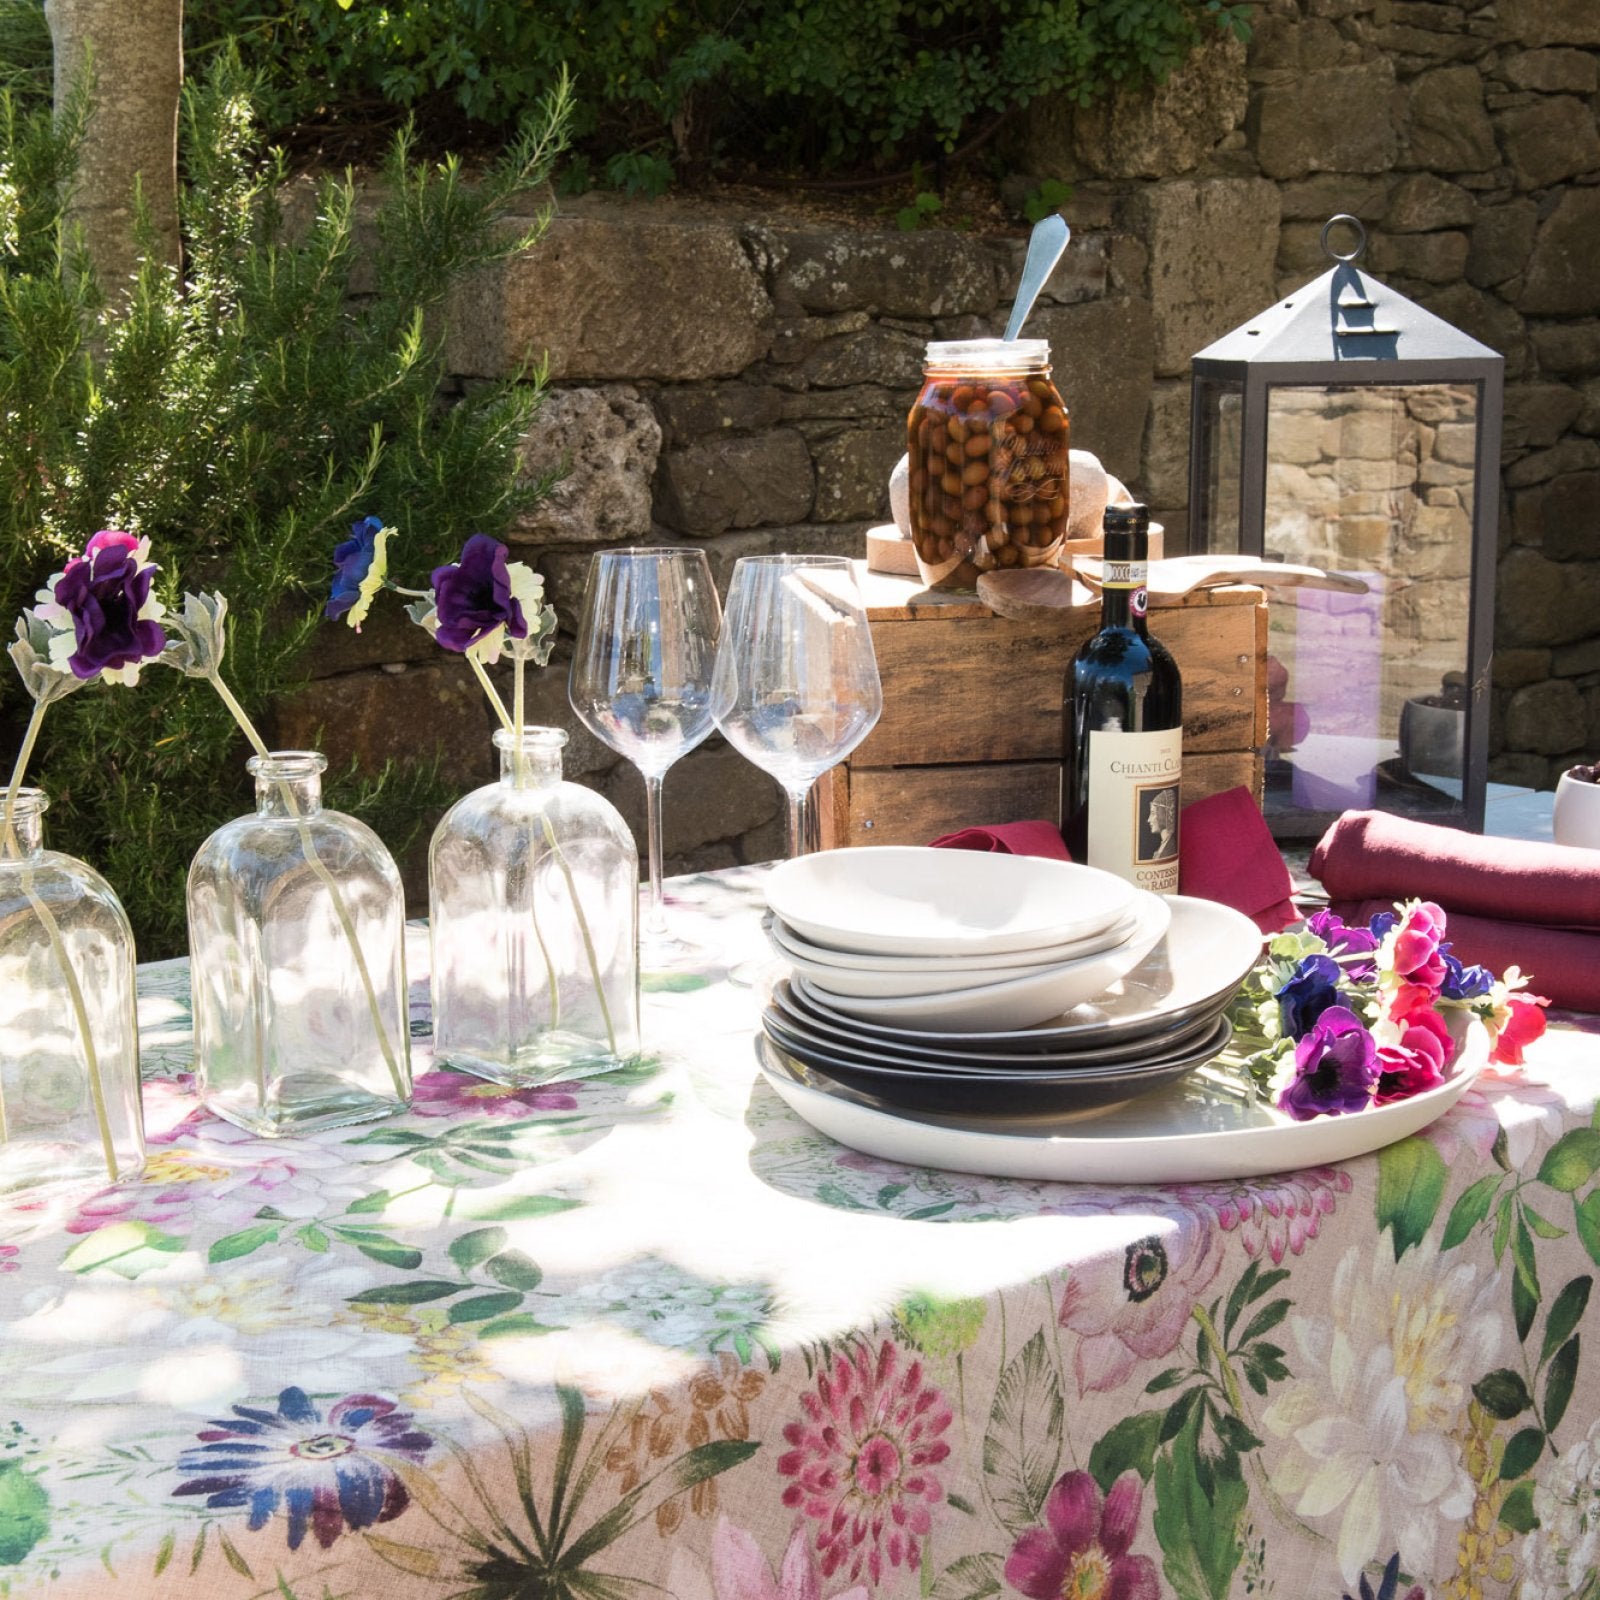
[289,0,1600,878]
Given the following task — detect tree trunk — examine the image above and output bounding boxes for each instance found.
[45,0,183,292]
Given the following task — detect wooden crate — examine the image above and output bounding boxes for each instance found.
[817,566,1268,849]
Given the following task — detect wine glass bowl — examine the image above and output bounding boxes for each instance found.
[569,547,722,965]
[711,555,883,857]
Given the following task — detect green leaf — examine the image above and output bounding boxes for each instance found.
[1153,1410,1246,1600]
[1543,1336,1579,1435]
[1145,1368,1187,1394]
[447,1292,525,1324]
[218,1528,253,1577]
[1514,1269,1539,1345]
[1525,1204,1568,1240]
[153,1531,174,1577]
[981,1331,1065,1534]
[345,1280,462,1305]
[1160,1388,1203,1446]
[0,1464,49,1566]
[1236,1300,1289,1349]
[1500,1426,1545,1481]
[1087,1411,1164,1492]
[1222,1260,1259,1342]
[478,1314,561,1340]
[1442,1173,1501,1250]
[296,1224,330,1253]
[62,1222,186,1278]
[1576,1192,1600,1268]
[346,1189,392,1214]
[1473,1368,1532,1420]
[484,1250,543,1291]
[1537,1129,1600,1192]
[1499,1479,1539,1533]
[1493,1192,1514,1264]
[1214,1412,1263,1454]
[928,1552,1004,1600]
[209,1223,283,1263]
[448,1226,508,1273]
[1541,1276,1591,1367]
[1376,1136,1447,1260]
[458,1192,583,1222]
[354,1240,424,1270]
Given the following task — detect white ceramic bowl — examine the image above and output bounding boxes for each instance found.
[764,846,1136,958]
[1553,767,1600,852]
[776,941,1106,999]
[797,891,1171,1032]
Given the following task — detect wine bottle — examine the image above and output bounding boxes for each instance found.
[1062,504,1183,891]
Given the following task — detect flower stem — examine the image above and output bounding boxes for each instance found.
[538,811,619,1058]
[513,653,527,791]
[2,698,48,863]
[467,653,514,731]
[206,670,407,1102]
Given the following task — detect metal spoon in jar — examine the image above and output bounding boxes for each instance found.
[1003,213,1071,342]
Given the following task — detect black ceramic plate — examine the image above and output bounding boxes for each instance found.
[758,1013,1234,1117]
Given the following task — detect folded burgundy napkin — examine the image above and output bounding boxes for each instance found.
[928,786,1299,935]
[927,821,1071,860]
[1312,810,1600,930]
[1333,897,1600,1014]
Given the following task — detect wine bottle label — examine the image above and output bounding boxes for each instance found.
[1101,559,1148,590]
[1086,726,1182,893]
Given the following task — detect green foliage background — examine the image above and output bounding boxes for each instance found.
[180,0,1250,191]
[0,57,570,955]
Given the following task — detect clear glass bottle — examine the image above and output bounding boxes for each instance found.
[430,727,640,1083]
[0,788,144,1193]
[907,337,1070,591]
[187,751,411,1135]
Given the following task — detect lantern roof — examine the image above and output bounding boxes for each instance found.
[1191,215,1501,374]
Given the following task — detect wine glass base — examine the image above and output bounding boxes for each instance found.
[638,926,719,975]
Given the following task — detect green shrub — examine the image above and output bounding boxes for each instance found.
[0,53,571,956]
[180,0,1251,186]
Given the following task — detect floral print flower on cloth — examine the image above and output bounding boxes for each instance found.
[1004,1470,1158,1600]
[778,1340,951,1586]
[173,1386,433,1549]
[31,529,167,683]
[411,1067,578,1117]
[1522,1414,1600,1599]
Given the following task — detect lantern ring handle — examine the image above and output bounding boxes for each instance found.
[1320,214,1367,264]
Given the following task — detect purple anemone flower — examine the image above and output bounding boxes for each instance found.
[173,1386,433,1550]
[431,534,529,654]
[1305,908,1381,981]
[325,516,389,628]
[1279,1004,1379,1121]
[38,530,166,681]
[1277,952,1343,1041]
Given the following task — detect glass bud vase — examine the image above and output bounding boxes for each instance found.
[430,727,640,1083]
[187,751,411,1136]
[0,789,144,1194]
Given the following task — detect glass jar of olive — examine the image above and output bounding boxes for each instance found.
[906,338,1070,591]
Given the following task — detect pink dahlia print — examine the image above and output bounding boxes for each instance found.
[1173,1168,1353,1265]
[1004,1470,1158,1600]
[1055,1199,1223,1393]
[777,1340,952,1587]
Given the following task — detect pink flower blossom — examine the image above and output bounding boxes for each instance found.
[1375,999,1453,1105]
[1388,902,1448,991]
[1171,1168,1352,1265]
[777,1340,951,1587]
[1055,1197,1223,1393]
[1003,1470,1158,1600]
[411,1070,578,1118]
[710,1519,869,1600]
[1490,993,1549,1066]
[0,1244,18,1273]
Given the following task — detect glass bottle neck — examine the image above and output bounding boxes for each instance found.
[1,788,46,859]
[1099,571,1149,637]
[251,753,326,818]
[497,727,566,790]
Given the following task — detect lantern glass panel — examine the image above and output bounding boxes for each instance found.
[1260,381,1478,835]
[1192,375,1245,554]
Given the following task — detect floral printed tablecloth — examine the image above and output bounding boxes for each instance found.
[2,866,1599,1600]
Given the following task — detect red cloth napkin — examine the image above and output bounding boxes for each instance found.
[1333,897,1600,1014]
[928,786,1299,934]
[1312,810,1600,930]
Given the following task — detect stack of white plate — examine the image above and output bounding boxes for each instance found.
[759,847,1264,1120]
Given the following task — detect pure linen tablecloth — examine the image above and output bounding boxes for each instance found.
[2,866,1599,1600]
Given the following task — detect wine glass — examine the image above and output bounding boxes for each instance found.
[569,547,722,967]
[711,554,883,858]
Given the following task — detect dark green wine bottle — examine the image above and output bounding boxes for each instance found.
[1062,503,1183,890]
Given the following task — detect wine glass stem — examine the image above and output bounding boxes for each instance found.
[784,783,814,858]
[643,770,668,938]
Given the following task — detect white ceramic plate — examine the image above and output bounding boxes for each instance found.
[797,892,1170,1031]
[756,1024,1488,1184]
[764,846,1136,957]
[772,941,1124,999]
[766,905,1140,975]
[794,896,1263,1050]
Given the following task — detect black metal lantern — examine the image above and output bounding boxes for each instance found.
[1188,215,1503,838]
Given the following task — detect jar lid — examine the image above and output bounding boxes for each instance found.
[923,337,1049,373]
